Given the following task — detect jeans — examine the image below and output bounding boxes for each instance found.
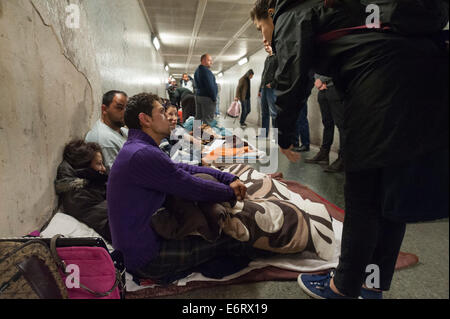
[260,87,278,137]
[215,95,221,116]
[293,100,310,147]
[318,86,345,156]
[240,99,251,125]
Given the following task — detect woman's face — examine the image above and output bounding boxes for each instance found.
[254,16,274,51]
[90,152,106,175]
[165,106,178,131]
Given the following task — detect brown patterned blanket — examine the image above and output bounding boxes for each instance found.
[151,164,336,261]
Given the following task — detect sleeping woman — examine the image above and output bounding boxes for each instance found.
[54,140,111,242]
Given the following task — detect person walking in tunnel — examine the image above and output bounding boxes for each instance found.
[85,90,128,172]
[194,54,218,126]
[235,69,255,129]
[251,0,449,299]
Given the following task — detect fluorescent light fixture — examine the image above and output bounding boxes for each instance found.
[238,57,248,66]
[152,36,161,50]
[165,65,169,72]
[218,72,223,78]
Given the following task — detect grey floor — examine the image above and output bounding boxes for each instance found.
[159,117,449,299]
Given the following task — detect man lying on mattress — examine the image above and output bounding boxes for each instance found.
[107,92,273,284]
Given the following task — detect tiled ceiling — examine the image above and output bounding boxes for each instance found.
[140,0,263,78]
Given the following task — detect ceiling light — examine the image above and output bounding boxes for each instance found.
[165,65,169,72]
[238,57,248,66]
[152,36,161,51]
[218,72,223,78]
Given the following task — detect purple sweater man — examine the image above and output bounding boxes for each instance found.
[106,93,245,275]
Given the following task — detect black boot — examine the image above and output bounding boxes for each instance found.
[324,157,344,173]
[304,148,330,165]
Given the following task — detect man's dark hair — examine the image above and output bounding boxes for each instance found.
[250,0,276,21]
[63,140,102,169]
[102,90,128,107]
[247,69,255,76]
[200,54,208,62]
[124,93,161,129]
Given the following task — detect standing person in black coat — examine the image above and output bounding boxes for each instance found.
[55,140,111,242]
[251,0,448,299]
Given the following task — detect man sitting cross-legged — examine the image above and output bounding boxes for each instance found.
[107,92,271,284]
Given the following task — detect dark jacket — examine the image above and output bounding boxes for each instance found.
[272,0,449,172]
[260,54,278,90]
[194,65,218,102]
[55,160,111,242]
[173,87,193,107]
[236,74,252,101]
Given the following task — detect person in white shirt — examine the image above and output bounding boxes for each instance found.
[85,90,128,171]
[180,73,195,93]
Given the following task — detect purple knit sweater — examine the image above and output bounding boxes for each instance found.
[107,129,236,272]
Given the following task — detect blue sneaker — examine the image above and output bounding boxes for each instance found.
[297,270,353,299]
[358,287,383,299]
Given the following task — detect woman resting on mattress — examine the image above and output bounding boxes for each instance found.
[54,140,111,242]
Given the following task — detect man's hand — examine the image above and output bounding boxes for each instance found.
[280,145,301,163]
[230,179,247,201]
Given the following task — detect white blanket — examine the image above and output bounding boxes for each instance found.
[40,212,342,292]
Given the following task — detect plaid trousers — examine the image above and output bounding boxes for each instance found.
[133,234,273,285]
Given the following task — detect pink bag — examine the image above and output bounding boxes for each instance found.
[53,245,122,299]
[227,101,241,118]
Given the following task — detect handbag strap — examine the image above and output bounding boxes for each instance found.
[50,234,122,298]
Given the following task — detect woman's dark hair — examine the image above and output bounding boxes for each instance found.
[63,140,102,169]
[124,92,161,129]
[250,0,276,21]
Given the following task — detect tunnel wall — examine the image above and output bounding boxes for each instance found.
[0,0,168,236]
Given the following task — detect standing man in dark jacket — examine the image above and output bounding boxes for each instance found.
[235,69,254,128]
[194,54,218,126]
[259,46,278,138]
[251,0,448,299]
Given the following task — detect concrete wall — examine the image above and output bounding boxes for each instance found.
[0,0,168,236]
[218,48,340,151]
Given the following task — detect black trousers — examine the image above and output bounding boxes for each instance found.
[334,168,407,297]
[317,86,345,156]
[334,148,448,297]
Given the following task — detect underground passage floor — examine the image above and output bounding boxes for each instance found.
[156,117,449,299]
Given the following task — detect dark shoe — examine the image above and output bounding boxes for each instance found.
[292,145,310,152]
[358,287,383,299]
[304,148,330,165]
[297,270,353,299]
[240,123,247,129]
[324,157,344,173]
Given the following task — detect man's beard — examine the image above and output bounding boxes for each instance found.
[112,120,125,129]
